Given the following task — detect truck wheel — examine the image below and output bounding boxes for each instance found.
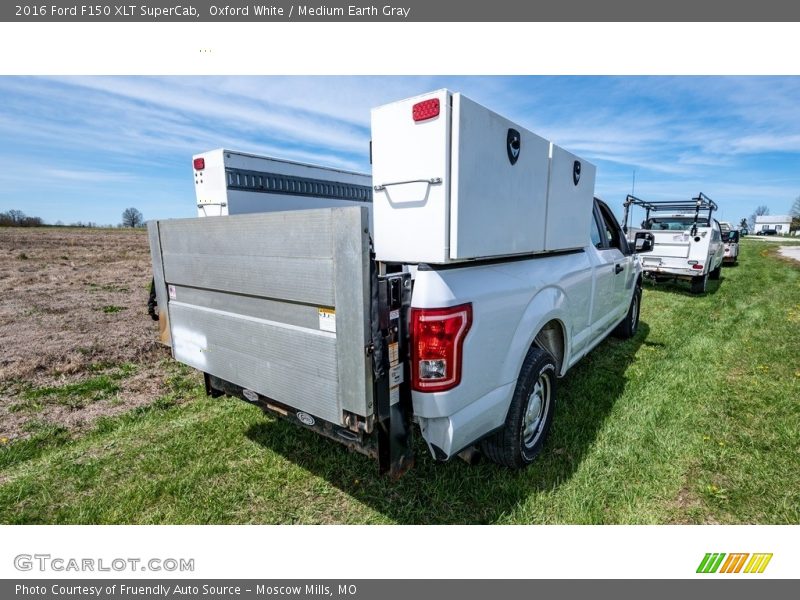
[690,272,708,294]
[481,346,557,469]
[613,285,641,339]
[709,265,721,280]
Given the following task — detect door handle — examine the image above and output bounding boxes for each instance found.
[615,264,624,274]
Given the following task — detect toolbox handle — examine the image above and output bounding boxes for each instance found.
[373,177,442,192]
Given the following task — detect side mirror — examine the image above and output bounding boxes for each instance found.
[634,231,654,253]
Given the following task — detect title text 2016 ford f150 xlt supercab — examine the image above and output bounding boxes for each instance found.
[147,90,653,476]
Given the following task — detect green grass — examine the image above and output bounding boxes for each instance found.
[86,283,130,293]
[99,305,126,314]
[9,363,136,412]
[1,241,798,524]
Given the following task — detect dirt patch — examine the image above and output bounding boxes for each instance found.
[0,227,181,441]
[778,245,800,264]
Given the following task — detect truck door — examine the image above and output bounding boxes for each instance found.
[588,203,619,338]
[592,200,634,334]
[598,200,635,320]
[710,220,724,269]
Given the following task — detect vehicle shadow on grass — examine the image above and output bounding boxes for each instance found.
[246,323,649,524]
[642,276,723,297]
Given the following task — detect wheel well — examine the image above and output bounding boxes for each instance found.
[533,319,566,374]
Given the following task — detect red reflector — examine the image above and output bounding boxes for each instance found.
[691,264,704,270]
[410,303,472,392]
[193,157,205,170]
[412,98,440,122]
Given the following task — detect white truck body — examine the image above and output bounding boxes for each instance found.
[640,221,724,277]
[624,195,724,294]
[148,91,645,475]
[722,229,740,264]
[192,148,372,218]
[409,211,638,457]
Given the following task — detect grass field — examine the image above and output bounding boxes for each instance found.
[1,237,799,524]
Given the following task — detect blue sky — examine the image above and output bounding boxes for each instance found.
[1,76,799,226]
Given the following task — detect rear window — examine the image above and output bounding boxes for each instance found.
[644,217,710,231]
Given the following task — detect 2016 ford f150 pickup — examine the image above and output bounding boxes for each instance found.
[147,90,652,476]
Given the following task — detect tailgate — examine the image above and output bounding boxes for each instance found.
[648,232,691,259]
[148,206,373,426]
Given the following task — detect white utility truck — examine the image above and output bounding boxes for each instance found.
[191,148,373,217]
[148,90,651,476]
[721,229,740,265]
[622,194,724,294]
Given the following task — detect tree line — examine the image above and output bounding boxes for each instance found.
[0,207,145,228]
[0,209,44,227]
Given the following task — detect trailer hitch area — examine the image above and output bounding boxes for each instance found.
[344,411,375,435]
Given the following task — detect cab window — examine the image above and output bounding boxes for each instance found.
[596,200,630,254]
[590,211,604,248]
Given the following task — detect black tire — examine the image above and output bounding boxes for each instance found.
[690,272,708,294]
[613,285,642,339]
[709,264,721,280]
[481,346,557,469]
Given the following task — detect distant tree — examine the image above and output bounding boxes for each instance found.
[20,216,43,227]
[121,207,144,228]
[739,218,748,230]
[748,205,770,230]
[791,195,800,217]
[8,209,25,224]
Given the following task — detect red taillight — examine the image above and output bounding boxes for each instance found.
[193,157,205,170]
[410,303,472,392]
[412,98,440,122]
[691,263,704,270]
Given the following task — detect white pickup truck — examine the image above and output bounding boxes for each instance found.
[148,90,651,475]
[623,194,724,294]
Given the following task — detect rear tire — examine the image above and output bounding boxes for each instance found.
[613,285,641,339]
[481,346,557,469]
[709,264,721,280]
[690,272,708,294]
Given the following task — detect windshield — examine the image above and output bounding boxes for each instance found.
[643,217,710,231]
[723,231,739,243]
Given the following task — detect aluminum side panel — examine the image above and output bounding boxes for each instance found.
[151,207,373,424]
[162,254,334,307]
[169,302,341,424]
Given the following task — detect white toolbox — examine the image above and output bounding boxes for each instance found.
[371,90,595,263]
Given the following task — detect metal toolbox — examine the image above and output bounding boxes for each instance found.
[371,89,595,263]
